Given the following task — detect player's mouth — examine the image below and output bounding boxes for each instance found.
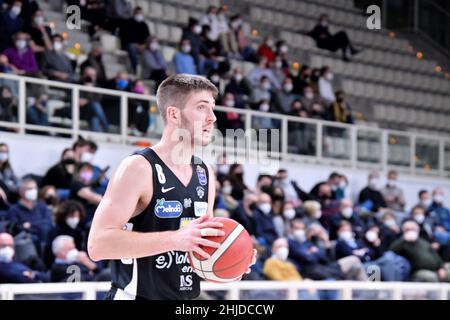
[203,127,212,134]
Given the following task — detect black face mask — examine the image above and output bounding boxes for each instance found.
[272,194,285,202]
[310,236,319,243]
[0,97,12,106]
[249,202,258,211]
[45,196,57,205]
[337,97,344,103]
[61,158,76,165]
[260,185,272,195]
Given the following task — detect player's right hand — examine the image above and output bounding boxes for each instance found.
[173,214,225,259]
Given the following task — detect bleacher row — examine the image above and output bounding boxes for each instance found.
[39,0,450,137]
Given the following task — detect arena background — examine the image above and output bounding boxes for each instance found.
[0,0,450,300]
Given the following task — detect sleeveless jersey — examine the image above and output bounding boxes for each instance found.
[108,148,210,300]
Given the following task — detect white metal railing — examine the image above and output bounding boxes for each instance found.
[0,72,449,178]
[0,281,449,300]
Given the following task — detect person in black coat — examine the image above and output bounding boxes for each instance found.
[308,14,360,61]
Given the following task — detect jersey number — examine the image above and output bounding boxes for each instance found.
[155,164,166,184]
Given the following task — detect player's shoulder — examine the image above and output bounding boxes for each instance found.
[115,153,153,179]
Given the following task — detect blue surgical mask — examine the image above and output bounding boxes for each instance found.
[117,79,128,90]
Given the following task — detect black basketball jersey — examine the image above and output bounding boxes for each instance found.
[108,148,210,300]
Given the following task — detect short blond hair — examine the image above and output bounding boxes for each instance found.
[303,200,321,215]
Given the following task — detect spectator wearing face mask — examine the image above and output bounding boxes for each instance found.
[216,6,238,56]
[118,6,150,73]
[41,148,76,192]
[24,9,52,61]
[50,235,97,282]
[105,0,133,34]
[39,185,59,213]
[415,189,433,212]
[390,220,450,282]
[224,67,253,108]
[252,193,278,248]
[7,178,52,252]
[274,169,313,207]
[310,172,341,200]
[257,34,277,65]
[141,37,168,89]
[329,90,353,124]
[173,39,198,75]
[272,56,287,85]
[291,65,312,95]
[378,211,401,252]
[199,6,220,43]
[318,66,336,104]
[308,14,360,62]
[216,92,243,134]
[329,199,365,240]
[80,43,107,87]
[247,56,281,90]
[253,99,275,132]
[0,232,49,283]
[215,179,239,212]
[226,164,248,201]
[300,85,326,113]
[429,187,450,245]
[229,14,257,63]
[279,202,298,229]
[69,163,103,227]
[26,93,49,127]
[40,34,77,82]
[410,205,433,242]
[335,221,375,263]
[358,171,387,213]
[181,18,203,66]
[230,192,258,237]
[128,80,151,134]
[251,76,272,105]
[3,31,39,76]
[0,1,24,51]
[380,170,406,213]
[0,143,19,208]
[275,41,290,70]
[44,201,86,268]
[274,77,300,115]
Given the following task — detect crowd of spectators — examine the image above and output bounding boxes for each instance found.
[1,0,356,140]
[2,139,450,297]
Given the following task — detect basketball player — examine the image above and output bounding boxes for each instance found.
[88,74,256,300]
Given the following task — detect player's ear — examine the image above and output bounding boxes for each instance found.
[166,105,181,125]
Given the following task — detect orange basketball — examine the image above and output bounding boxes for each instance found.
[188,217,254,283]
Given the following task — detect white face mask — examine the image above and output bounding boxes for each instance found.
[218,164,229,174]
[266,39,274,47]
[134,14,144,22]
[293,229,306,242]
[365,231,378,242]
[369,178,380,189]
[305,92,314,100]
[414,214,425,224]
[34,16,44,26]
[280,45,288,53]
[433,194,444,204]
[283,208,296,220]
[211,75,220,83]
[225,100,235,108]
[260,103,270,112]
[284,83,293,92]
[0,152,8,162]
[325,73,334,81]
[421,199,432,208]
[313,210,322,219]
[259,203,272,215]
[149,42,159,51]
[341,207,353,219]
[275,61,282,69]
[403,230,418,242]
[182,45,191,53]
[66,217,80,229]
[11,5,21,16]
[0,246,14,263]
[339,180,347,189]
[16,40,27,50]
[24,188,38,201]
[234,73,243,82]
[384,219,397,228]
[80,152,94,163]
[65,248,79,264]
[222,185,232,195]
[262,82,271,90]
[53,41,63,51]
[339,230,353,242]
[193,25,202,34]
[274,247,289,261]
[387,179,397,187]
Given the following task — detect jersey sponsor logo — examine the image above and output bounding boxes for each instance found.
[183,198,192,208]
[179,217,195,229]
[196,165,207,186]
[154,198,183,218]
[161,186,175,193]
[179,275,193,291]
[196,186,205,199]
[155,251,190,270]
[194,201,208,217]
